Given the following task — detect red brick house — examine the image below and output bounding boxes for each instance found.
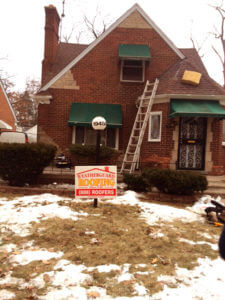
[36,4,225,175]
[0,80,16,131]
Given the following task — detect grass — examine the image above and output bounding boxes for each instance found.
[0,198,222,298]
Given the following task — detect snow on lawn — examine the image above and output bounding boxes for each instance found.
[0,194,88,236]
[0,190,224,299]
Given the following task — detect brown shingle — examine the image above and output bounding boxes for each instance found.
[157,48,225,96]
[42,42,88,86]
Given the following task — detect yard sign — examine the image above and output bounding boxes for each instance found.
[75,166,117,199]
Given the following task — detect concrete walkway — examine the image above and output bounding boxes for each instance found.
[205,175,225,197]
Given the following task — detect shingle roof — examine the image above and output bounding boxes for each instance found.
[42,42,88,86]
[157,48,225,96]
[42,43,225,97]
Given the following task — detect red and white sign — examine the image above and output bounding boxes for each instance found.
[75,166,117,199]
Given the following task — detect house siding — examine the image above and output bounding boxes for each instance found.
[0,86,16,131]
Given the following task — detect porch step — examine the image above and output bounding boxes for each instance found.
[203,175,225,197]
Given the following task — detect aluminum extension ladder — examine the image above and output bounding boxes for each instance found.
[120,78,159,173]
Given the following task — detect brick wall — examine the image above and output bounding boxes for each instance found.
[140,102,174,168]
[38,25,180,154]
[210,119,225,175]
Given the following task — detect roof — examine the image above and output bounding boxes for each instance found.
[156,48,225,96]
[40,3,184,91]
[42,42,88,86]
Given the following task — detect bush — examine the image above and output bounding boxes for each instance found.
[123,173,148,192]
[69,144,119,162]
[0,143,57,186]
[142,168,208,195]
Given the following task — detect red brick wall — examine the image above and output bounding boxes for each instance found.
[38,26,180,154]
[0,87,15,131]
[210,119,225,174]
[140,102,173,168]
[42,6,60,84]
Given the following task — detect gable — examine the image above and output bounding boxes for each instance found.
[0,81,16,130]
[40,4,184,92]
[118,11,151,29]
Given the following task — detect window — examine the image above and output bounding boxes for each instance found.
[121,60,145,82]
[148,112,162,142]
[73,127,119,149]
[223,120,225,145]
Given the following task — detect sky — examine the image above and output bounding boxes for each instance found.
[0,0,224,91]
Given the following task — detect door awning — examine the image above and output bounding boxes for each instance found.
[119,44,151,61]
[170,100,225,118]
[68,103,122,128]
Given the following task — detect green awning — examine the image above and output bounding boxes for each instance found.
[118,44,150,60]
[68,103,122,128]
[170,100,225,118]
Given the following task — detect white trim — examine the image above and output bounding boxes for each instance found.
[0,80,17,123]
[40,3,184,92]
[72,126,75,144]
[120,59,145,82]
[115,128,119,150]
[222,119,225,146]
[33,95,52,104]
[148,111,162,142]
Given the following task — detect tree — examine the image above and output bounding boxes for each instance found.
[210,1,225,86]
[11,78,41,129]
[0,57,15,93]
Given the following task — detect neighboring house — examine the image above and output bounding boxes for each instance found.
[36,4,225,175]
[0,80,17,131]
[26,125,37,143]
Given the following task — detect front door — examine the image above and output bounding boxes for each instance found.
[178,117,207,170]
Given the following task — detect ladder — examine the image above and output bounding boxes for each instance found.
[120,78,159,173]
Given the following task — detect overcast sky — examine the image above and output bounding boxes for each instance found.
[0,0,224,91]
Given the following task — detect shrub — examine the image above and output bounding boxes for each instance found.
[123,173,148,192]
[142,168,208,195]
[0,143,56,186]
[69,144,119,162]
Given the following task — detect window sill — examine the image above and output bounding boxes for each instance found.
[148,139,161,142]
[120,79,144,83]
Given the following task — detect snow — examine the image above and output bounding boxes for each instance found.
[0,190,224,299]
[10,250,63,265]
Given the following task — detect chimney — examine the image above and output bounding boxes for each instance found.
[42,5,60,84]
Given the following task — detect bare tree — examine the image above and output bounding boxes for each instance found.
[209,1,225,86]
[0,57,15,93]
[83,7,108,39]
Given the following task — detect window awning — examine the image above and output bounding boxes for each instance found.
[170,100,225,118]
[68,103,122,128]
[119,44,150,61]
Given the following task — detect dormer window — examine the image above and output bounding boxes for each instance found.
[119,44,150,83]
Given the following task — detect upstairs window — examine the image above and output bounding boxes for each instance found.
[118,44,150,83]
[121,60,145,82]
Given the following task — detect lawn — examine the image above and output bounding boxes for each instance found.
[0,190,224,299]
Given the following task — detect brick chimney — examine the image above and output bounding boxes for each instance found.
[42,5,60,84]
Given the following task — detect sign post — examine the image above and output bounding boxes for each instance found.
[91,116,107,207]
